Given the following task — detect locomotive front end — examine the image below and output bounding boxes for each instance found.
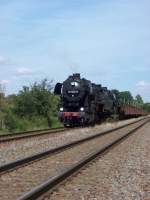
[54,73,87,126]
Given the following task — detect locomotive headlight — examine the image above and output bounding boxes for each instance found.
[60,107,63,111]
[71,81,79,87]
[80,107,84,111]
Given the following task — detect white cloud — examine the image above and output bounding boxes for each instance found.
[0,79,10,85]
[136,80,150,102]
[0,80,10,93]
[136,80,150,88]
[0,55,8,65]
[16,67,33,76]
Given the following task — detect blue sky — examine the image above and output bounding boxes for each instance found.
[0,0,150,102]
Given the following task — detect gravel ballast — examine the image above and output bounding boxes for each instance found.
[44,121,150,200]
[0,119,147,200]
[0,119,144,165]
[0,118,144,166]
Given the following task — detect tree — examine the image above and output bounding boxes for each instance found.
[143,103,150,113]
[135,94,144,106]
[111,89,120,99]
[119,91,134,105]
[14,79,59,127]
[0,83,5,108]
[0,83,6,129]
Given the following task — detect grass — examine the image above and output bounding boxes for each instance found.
[0,115,63,135]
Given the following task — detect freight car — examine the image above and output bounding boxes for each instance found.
[54,74,146,126]
[119,104,147,119]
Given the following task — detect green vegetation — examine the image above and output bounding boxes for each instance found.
[0,79,62,133]
[112,89,150,111]
[142,103,150,112]
[0,80,149,133]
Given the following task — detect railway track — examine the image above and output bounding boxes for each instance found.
[0,117,148,174]
[1,119,143,166]
[0,127,67,143]
[0,117,149,200]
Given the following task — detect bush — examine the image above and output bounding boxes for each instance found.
[1,79,62,132]
[4,111,20,131]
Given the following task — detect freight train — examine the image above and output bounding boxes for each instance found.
[54,74,147,126]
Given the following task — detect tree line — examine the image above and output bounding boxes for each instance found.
[112,90,145,106]
[0,80,150,132]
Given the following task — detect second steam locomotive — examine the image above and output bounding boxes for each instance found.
[54,73,119,126]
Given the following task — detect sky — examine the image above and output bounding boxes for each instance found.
[0,0,150,102]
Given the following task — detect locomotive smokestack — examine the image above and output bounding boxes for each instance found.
[73,73,80,79]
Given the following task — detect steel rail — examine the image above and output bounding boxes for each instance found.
[17,118,150,200]
[0,117,148,143]
[0,117,148,174]
[0,127,67,143]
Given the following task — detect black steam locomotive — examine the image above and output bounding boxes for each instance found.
[54,73,118,126]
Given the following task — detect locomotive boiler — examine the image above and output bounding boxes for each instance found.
[54,73,117,126]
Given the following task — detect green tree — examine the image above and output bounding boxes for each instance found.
[119,91,134,105]
[135,94,144,106]
[14,86,36,116]
[0,84,6,129]
[143,103,150,113]
[111,89,120,99]
[14,79,60,127]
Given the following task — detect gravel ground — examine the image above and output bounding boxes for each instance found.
[44,121,150,200]
[0,118,143,166]
[0,119,147,200]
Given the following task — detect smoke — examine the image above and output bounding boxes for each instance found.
[57,49,80,74]
[68,62,80,74]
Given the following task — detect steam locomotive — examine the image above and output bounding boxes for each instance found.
[54,73,118,126]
